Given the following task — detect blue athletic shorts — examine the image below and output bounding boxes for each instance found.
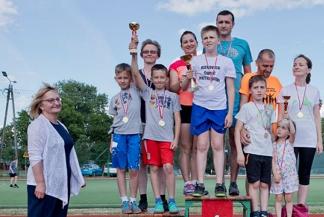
[190,103,227,136]
[111,134,141,170]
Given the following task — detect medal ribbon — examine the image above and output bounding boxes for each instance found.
[295,84,307,112]
[204,54,218,87]
[155,90,166,121]
[253,102,269,133]
[219,39,232,57]
[276,140,287,171]
[119,91,131,116]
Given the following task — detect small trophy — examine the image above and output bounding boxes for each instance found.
[129,22,140,54]
[180,54,197,92]
[283,95,291,113]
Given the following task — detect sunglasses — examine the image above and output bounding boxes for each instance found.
[43,97,61,104]
[142,50,157,55]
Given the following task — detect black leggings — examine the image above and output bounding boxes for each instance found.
[294,147,316,185]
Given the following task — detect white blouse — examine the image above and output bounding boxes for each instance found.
[27,114,85,207]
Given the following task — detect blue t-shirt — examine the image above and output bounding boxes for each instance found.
[217,37,253,114]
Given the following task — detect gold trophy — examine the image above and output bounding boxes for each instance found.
[283,95,291,113]
[180,54,197,92]
[129,22,140,54]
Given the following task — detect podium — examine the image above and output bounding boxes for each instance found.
[184,196,252,217]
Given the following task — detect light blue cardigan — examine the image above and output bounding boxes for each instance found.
[27,114,85,207]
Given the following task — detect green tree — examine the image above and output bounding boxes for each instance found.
[56,80,113,166]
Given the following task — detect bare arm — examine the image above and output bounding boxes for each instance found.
[277,103,284,121]
[314,104,323,153]
[169,69,180,93]
[235,120,245,166]
[225,77,235,128]
[32,161,46,199]
[130,53,146,90]
[171,111,181,150]
[181,69,192,91]
[288,119,296,144]
[243,64,252,74]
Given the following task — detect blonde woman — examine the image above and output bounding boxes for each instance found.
[27,83,85,217]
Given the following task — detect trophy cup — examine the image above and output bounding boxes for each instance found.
[283,95,291,114]
[129,22,140,54]
[180,54,197,92]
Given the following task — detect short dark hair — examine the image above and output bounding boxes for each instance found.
[180,31,198,45]
[115,63,131,75]
[249,75,267,89]
[140,39,161,57]
[217,10,235,23]
[257,49,275,61]
[294,54,312,84]
[151,64,169,77]
[201,25,219,38]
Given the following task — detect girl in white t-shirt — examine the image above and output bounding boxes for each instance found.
[271,118,298,217]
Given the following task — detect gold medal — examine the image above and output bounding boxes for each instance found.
[208,85,214,91]
[159,119,165,127]
[297,111,304,118]
[122,116,129,123]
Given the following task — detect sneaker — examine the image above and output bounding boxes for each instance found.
[192,183,206,197]
[168,200,179,214]
[229,182,239,196]
[183,183,195,195]
[260,211,268,217]
[130,201,141,214]
[121,201,132,214]
[215,183,226,197]
[154,200,164,214]
[250,211,260,217]
[138,198,148,212]
[162,199,169,212]
[14,184,19,188]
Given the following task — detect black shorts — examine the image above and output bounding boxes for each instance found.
[246,154,272,185]
[9,173,16,177]
[180,105,192,124]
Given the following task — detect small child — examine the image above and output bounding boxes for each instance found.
[182,25,236,197]
[235,75,276,217]
[271,118,298,217]
[109,63,142,214]
[130,38,181,214]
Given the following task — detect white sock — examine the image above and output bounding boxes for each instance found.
[129,197,136,203]
[191,180,198,185]
[121,196,128,202]
[185,181,191,185]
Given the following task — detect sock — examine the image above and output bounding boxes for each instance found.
[192,180,198,185]
[140,194,147,201]
[160,194,167,202]
[185,181,191,185]
[121,196,128,202]
[129,197,136,203]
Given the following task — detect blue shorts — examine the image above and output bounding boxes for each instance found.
[111,134,141,170]
[190,103,227,136]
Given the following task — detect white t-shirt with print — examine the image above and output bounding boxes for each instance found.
[191,54,236,110]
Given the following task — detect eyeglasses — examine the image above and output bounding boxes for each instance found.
[142,50,158,55]
[42,97,61,104]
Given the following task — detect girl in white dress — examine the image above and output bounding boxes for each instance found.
[271,118,298,217]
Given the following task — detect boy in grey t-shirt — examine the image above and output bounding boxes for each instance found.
[130,40,181,214]
[235,75,276,217]
[109,63,142,214]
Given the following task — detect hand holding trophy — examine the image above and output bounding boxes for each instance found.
[283,95,291,114]
[180,54,197,92]
[129,22,140,54]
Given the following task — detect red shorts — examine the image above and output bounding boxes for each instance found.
[141,139,174,167]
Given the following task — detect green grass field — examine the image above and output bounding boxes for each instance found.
[1,176,324,209]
